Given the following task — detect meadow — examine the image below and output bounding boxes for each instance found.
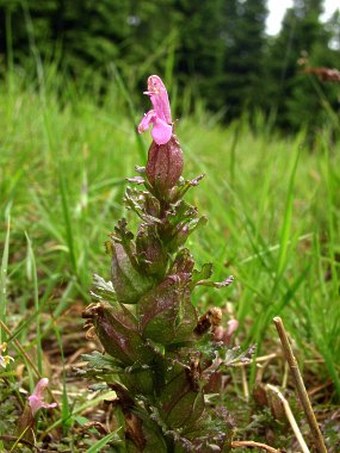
[0,69,339,451]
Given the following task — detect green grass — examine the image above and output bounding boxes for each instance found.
[0,69,339,447]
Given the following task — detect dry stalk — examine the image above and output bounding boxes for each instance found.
[231,440,281,452]
[266,384,310,453]
[273,317,328,453]
[281,360,289,389]
[241,360,249,401]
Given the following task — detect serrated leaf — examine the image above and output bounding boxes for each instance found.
[124,187,161,224]
[222,344,256,367]
[82,351,121,370]
[135,165,146,174]
[167,200,199,227]
[185,215,208,233]
[91,274,117,302]
[192,263,213,286]
[127,176,145,185]
[88,383,110,392]
[114,218,134,242]
[195,274,234,289]
[172,174,205,201]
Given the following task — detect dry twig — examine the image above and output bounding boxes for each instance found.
[231,440,281,452]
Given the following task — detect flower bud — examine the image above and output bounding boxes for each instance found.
[111,243,153,304]
[146,136,184,198]
[83,302,153,365]
[137,274,197,345]
[213,319,239,345]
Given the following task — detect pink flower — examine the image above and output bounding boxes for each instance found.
[213,319,239,345]
[28,378,57,417]
[138,75,173,145]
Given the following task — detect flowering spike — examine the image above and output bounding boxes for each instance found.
[83,74,237,451]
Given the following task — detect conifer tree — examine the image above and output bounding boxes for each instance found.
[221,0,268,120]
[264,0,338,134]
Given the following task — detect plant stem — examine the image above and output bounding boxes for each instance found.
[273,317,327,453]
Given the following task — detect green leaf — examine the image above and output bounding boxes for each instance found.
[0,206,11,343]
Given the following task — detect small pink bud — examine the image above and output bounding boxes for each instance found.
[28,378,57,417]
[213,319,239,345]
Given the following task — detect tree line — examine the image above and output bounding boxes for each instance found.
[0,0,339,135]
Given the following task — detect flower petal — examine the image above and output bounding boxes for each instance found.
[28,395,41,416]
[147,75,172,124]
[151,118,173,145]
[137,110,156,134]
[138,76,173,145]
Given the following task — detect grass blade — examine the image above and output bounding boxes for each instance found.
[59,171,78,278]
[86,428,122,453]
[0,206,11,344]
[25,232,43,374]
[276,142,300,279]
